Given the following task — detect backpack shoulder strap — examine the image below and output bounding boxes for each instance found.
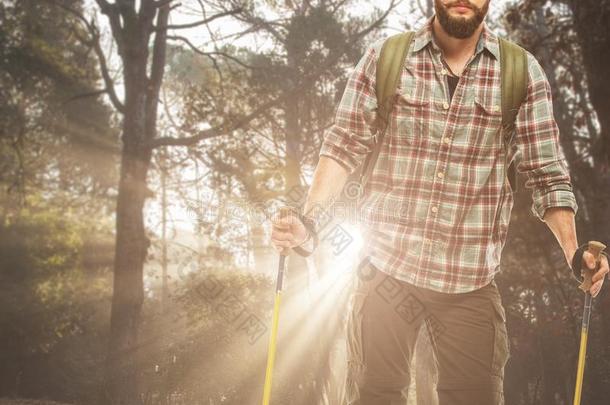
[376,31,415,128]
[359,31,414,186]
[498,37,528,131]
[498,37,528,192]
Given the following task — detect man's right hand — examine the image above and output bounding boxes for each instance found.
[270,208,309,253]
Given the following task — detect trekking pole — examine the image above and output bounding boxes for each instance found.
[261,250,286,405]
[262,207,293,405]
[573,240,606,405]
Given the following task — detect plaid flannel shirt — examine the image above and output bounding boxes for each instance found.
[319,16,578,293]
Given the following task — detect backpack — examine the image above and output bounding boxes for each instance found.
[349,31,528,200]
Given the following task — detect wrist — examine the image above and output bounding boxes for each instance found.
[565,247,577,266]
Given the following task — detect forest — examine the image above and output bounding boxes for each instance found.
[0,0,609,404]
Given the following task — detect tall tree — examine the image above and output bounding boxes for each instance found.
[44,1,247,403]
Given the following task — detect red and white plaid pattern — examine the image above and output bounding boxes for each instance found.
[319,16,578,293]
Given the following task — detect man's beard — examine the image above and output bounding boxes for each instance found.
[434,0,489,39]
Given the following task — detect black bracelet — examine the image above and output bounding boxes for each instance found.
[571,243,609,283]
[292,212,319,258]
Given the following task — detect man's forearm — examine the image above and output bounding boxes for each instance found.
[303,156,350,221]
[543,207,579,264]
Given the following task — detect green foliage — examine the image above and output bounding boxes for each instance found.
[285,6,348,69]
[0,205,113,402]
[165,43,236,88]
[1,206,81,280]
[0,0,119,214]
[137,265,274,404]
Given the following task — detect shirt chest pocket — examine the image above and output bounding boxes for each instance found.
[446,89,504,187]
[392,77,431,147]
[453,90,503,150]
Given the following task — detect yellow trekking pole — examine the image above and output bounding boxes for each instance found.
[261,251,287,405]
[573,240,606,405]
[263,207,317,405]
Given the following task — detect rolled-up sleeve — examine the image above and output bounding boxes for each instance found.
[514,52,578,221]
[318,40,382,174]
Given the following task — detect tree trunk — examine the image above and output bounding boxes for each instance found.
[102,146,151,404]
[102,49,153,402]
[98,3,169,402]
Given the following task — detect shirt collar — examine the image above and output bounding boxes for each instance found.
[411,15,500,61]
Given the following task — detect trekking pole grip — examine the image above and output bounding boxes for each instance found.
[578,241,607,293]
[277,206,296,256]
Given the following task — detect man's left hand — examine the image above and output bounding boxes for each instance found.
[582,250,610,297]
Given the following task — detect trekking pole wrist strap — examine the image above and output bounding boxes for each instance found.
[292,213,319,258]
[571,242,609,283]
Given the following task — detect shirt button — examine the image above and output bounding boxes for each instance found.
[443,137,451,144]
[443,102,449,109]
[431,206,438,213]
[493,105,501,113]
[437,172,444,179]
[441,68,448,75]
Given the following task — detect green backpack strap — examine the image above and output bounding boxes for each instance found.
[359,31,414,187]
[498,37,528,193]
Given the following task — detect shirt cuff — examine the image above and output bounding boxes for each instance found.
[531,184,579,221]
[319,142,361,174]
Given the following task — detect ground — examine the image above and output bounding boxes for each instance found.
[0,399,73,405]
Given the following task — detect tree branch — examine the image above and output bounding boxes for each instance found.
[89,28,125,113]
[48,1,125,113]
[149,4,170,93]
[150,0,400,149]
[153,0,175,8]
[230,13,286,44]
[147,93,290,149]
[62,88,109,105]
[94,0,126,59]
[155,8,243,31]
[145,2,171,139]
[353,0,400,40]
[166,35,258,70]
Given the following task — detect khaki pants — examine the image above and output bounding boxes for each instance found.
[345,263,509,405]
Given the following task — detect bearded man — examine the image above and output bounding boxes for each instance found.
[270,1,610,403]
